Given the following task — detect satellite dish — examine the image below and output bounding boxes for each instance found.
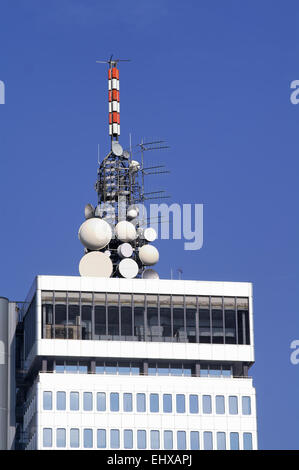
[115,220,137,242]
[129,160,140,172]
[142,269,159,280]
[104,250,111,257]
[118,258,139,279]
[122,150,130,159]
[144,227,157,242]
[117,243,133,258]
[112,142,123,157]
[79,251,113,277]
[78,218,112,250]
[84,203,94,220]
[138,244,159,266]
[127,204,139,220]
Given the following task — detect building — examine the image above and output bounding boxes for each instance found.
[0,274,257,450]
[0,59,258,450]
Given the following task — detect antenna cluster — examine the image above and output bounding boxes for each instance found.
[77,57,170,279]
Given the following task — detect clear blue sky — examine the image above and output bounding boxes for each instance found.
[0,0,298,450]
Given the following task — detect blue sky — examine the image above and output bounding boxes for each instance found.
[0,0,298,449]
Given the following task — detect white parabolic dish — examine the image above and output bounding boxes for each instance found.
[118,258,139,279]
[138,244,159,266]
[78,218,112,250]
[115,220,136,242]
[79,251,113,277]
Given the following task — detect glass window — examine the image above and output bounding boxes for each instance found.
[177,431,186,450]
[170,363,183,376]
[84,429,93,449]
[56,428,66,448]
[190,431,200,450]
[83,392,93,411]
[119,362,130,375]
[70,392,79,411]
[54,292,67,339]
[97,429,106,449]
[106,362,117,374]
[237,298,250,345]
[81,293,92,340]
[222,365,232,377]
[43,428,52,448]
[70,428,79,448]
[157,364,169,376]
[67,292,80,339]
[186,296,197,343]
[79,363,88,374]
[242,396,251,415]
[65,362,78,373]
[131,362,140,375]
[216,395,225,414]
[123,393,133,412]
[224,298,236,344]
[55,361,65,373]
[230,432,239,450]
[95,362,105,374]
[137,430,146,449]
[110,393,119,412]
[211,297,224,344]
[133,294,145,341]
[120,294,132,337]
[163,394,172,413]
[243,433,253,450]
[172,296,185,340]
[229,396,238,415]
[94,293,106,336]
[160,295,171,341]
[202,395,212,414]
[43,391,52,410]
[150,430,160,449]
[124,429,133,449]
[110,429,120,449]
[150,393,159,412]
[189,395,199,414]
[209,365,221,376]
[56,391,66,410]
[148,363,156,375]
[217,432,226,450]
[176,394,185,413]
[108,294,119,336]
[200,368,209,377]
[164,431,173,450]
[203,431,213,450]
[198,297,210,343]
[97,392,106,411]
[137,393,146,412]
[147,295,159,341]
[183,364,192,376]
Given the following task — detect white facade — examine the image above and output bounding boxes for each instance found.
[20,275,257,450]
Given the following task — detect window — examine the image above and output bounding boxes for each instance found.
[243,433,253,450]
[190,431,200,450]
[242,396,251,415]
[83,392,93,411]
[150,393,159,412]
[203,431,213,450]
[120,294,132,336]
[215,395,225,414]
[137,430,146,449]
[230,432,239,450]
[211,297,224,344]
[56,391,66,411]
[55,361,65,373]
[43,391,52,410]
[56,428,66,448]
[224,298,236,344]
[163,394,172,413]
[176,394,185,413]
[164,431,173,450]
[43,428,52,448]
[124,430,133,449]
[160,295,171,340]
[186,296,197,343]
[119,362,130,375]
[173,296,184,340]
[94,293,106,336]
[84,429,93,448]
[123,393,133,412]
[137,393,146,412]
[170,363,183,376]
[110,393,119,412]
[229,396,238,415]
[108,294,119,336]
[217,432,226,450]
[150,430,160,449]
[97,429,106,449]
[81,293,92,340]
[110,429,120,449]
[202,395,212,414]
[70,428,79,448]
[237,298,250,345]
[97,392,106,411]
[177,431,186,450]
[189,395,199,414]
[106,362,117,374]
[209,365,221,376]
[70,392,79,411]
[96,363,105,374]
[199,297,210,343]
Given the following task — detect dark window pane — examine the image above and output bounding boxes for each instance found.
[173,296,184,341]
[147,295,159,341]
[224,298,236,344]
[211,297,224,344]
[160,294,171,340]
[134,294,145,340]
[94,293,106,336]
[120,294,132,336]
[198,297,210,343]
[81,293,92,340]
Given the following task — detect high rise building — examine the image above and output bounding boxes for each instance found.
[0,59,257,450]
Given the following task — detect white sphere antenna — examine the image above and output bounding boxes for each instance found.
[138,244,159,266]
[78,218,112,250]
